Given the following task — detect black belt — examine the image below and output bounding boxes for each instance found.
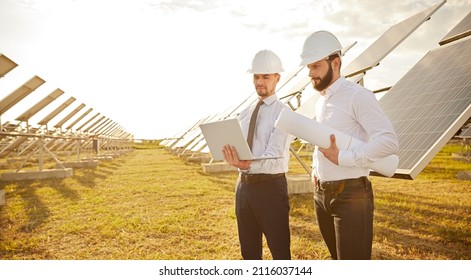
[240,173,285,184]
[318,176,367,188]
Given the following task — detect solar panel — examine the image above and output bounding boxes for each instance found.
[90,118,113,133]
[76,113,100,131]
[65,108,93,130]
[0,54,18,78]
[84,115,106,132]
[100,121,118,135]
[91,117,110,133]
[342,0,445,78]
[188,134,205,152]
[378,36,471,179]
[15,88,64,122]
[162,116,208,148]
[37,97,76,126]
[439,11,471,46]
[190,136,208,153]
[94,119,113,134]
[0,75,45,115]
[53,103,86,128]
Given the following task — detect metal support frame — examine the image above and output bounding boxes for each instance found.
[15,136,65,172]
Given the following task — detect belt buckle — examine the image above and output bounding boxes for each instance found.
[318,179,340,192]
[241,173,284,185]
[319,180,335,186]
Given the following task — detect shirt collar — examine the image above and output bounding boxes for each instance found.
[324,76,346,99]
[260,94,278,105]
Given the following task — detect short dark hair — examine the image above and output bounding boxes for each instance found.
[328,53,342,69]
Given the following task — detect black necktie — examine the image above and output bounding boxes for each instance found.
[247,99,264,151]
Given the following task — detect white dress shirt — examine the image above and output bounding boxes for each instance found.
[238,94,293,174]
[313,77,399,181]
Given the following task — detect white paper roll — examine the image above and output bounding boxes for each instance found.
[275,108,399,177]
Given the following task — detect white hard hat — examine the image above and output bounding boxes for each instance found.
[247,49,284,74]
[299,30,343,66]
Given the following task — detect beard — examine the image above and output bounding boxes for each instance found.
[312,62,334,92]
[256,87,270,98]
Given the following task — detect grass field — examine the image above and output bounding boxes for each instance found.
[0,142,470,260]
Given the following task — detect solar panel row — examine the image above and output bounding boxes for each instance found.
[163,1,463,181]
[379,35,471,179]
[342,0,446,78]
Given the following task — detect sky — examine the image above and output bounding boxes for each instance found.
[0,0,470,140]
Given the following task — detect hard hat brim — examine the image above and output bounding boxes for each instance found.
[299,51,342,67]
[247,69,284,74]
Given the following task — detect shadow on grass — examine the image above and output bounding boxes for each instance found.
[0,157,127,234]
[374,190,471,259]
[289,193,315,222]
[285,188,471,260]
[72,168,112,188]
[420,165,469,179]
[71,158,127,188]
[0,178,80,233]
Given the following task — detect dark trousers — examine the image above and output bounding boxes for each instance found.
[314,176,374,260]
[235,175,291,260]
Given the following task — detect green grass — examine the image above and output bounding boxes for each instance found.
[0,142,470,259]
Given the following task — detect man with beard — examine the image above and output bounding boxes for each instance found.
[222,50,293,260]
[299,31,399,259]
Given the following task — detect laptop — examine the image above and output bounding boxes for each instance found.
[199,118,281,161]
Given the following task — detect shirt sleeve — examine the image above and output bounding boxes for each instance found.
[338,90,399,168]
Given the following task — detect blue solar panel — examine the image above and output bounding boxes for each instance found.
[379,36,471,179]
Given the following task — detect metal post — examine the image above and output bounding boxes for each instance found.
[38,137,44,171]
[289,146,311,175]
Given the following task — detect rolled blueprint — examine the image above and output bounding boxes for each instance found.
[275,108,399,177]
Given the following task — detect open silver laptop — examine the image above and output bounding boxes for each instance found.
[199,118,281,161]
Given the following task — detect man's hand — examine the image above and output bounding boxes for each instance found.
[318,134,339,165]
[222,145,252,170]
